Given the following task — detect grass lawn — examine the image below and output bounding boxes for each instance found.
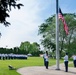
[68,61,74,67]
[0,57,63,75]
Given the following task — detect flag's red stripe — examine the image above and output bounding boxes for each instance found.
[59,9,69,35]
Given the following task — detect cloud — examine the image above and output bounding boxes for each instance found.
[0,0,46,48]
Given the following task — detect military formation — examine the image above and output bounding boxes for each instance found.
[0,54,27,60]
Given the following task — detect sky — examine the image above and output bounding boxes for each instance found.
[0,0,76,48]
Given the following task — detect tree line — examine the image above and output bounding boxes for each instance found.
[0,41,43,56]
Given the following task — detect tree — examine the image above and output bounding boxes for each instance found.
[38,13,76,58]
[30,42,40,56]
[0,0,23,26]
[19,41,30,54]
[38,15,56,52]
[19,41,41,56]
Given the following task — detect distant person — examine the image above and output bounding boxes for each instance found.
[43,51,49,69]
[72,54,76,67]
[64,53,68,72]
[43,52,46,66]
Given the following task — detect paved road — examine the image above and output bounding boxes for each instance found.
[17,63,76,75]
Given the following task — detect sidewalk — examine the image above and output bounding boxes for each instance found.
[17,63,76,75]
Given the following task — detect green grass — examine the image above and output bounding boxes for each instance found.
[68,61,74,67]
[69,63,74,67]
[0,57,63,75]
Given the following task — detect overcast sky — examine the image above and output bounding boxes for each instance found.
[0,0,76,48]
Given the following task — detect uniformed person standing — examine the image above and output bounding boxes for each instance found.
[43,51,49,69]
[45,51,49,69]
[43,52,46,66]
[64,53,68,72]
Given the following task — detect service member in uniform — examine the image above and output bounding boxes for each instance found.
[64,53,68,72]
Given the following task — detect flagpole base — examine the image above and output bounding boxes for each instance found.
[55,68,60,70]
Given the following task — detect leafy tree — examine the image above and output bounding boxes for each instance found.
[30,42,40,56]
[19,41,41,56]
[38,13,76,58]
[19,41,30,54]
[0,0,23,26]
[38,15,56,52]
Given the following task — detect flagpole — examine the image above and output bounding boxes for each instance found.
[56,0,60,70]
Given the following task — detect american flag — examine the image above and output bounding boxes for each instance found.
[59,8,69,35]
